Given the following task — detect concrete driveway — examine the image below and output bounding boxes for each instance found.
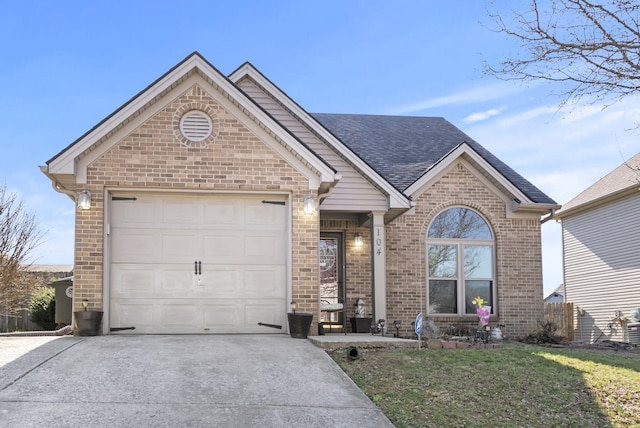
[0,335,393,427]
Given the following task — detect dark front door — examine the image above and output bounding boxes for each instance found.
[319,233,344,331]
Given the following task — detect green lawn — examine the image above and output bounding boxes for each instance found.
[330,342,640,428]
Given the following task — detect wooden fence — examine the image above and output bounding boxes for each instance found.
[544,302,574,341]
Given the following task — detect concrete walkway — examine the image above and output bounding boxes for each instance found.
[308,333,418,351]
[0,335,393,427]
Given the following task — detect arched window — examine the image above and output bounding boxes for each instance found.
[426,207,495,315]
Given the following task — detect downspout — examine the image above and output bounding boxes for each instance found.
[540,208,556,224]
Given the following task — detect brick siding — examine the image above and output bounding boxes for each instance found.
[384,162,544,339]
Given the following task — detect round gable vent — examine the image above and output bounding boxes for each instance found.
[179,111,213,142]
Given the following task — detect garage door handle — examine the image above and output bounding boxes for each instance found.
[194,261,198,275]
[198,261,202,275]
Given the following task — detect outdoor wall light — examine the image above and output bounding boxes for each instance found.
[290,300,297,314]
[354,233,363,247]
[303,194,316,215]
[77,189,92,210]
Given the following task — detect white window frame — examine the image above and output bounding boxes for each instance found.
[426,208,496,316]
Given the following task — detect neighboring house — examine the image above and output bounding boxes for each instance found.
[544,285,564,304]
[0,265,73,332]
[40,52,558,338]
[554,152,640,343]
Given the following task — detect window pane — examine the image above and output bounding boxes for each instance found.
[428,207,492,239]
[429,280,457,313]
[464,246,493,278]
[428,245,457,277]
[465,280,492,314]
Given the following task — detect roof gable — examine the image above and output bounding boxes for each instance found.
[556,151,640,218]
[42,52,336,191]
[312,114,557,206]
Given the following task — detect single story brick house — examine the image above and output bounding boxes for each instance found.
[41,52,558,338]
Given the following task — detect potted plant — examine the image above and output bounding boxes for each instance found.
[73,299,103,336]
[287,301,313,338]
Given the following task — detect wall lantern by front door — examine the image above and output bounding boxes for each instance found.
[303,194,316,215]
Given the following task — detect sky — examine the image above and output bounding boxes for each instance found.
[1,1,638,297]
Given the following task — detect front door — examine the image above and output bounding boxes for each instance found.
[319,233,344,331]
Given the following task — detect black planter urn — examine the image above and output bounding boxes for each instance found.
[74,311,104,336]
[350,317,373,333]
[288,312,313,339]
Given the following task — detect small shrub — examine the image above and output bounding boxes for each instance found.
[521,320,565,344]
[29,286,56,330]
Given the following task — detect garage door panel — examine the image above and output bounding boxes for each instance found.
[160,233,200,262]
[203,269,241,294]
[244,268,286,297]
[110,302,154,330]
[160,304,199,329]
[112,264,194,297]
[111,266,155,295]
[245,203,286,228]
[202,305,241,329]
[244,235,285,262]
[202,234,243,259]
[203,200,242,226]
[162,200,201,227]
[245,301,286,327]
[111,198,156,227]
[160,269,196,293]
[111,229,159,263]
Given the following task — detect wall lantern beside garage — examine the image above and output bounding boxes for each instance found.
[303,194,316,215]
[354,234,363,248]
[77,189,92,210]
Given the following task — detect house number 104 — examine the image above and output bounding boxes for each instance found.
[375,228,383,256]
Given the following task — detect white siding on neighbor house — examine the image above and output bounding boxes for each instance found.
[236,79,389,212]
[562,192,640,343]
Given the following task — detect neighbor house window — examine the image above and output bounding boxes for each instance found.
[427,207,495,315]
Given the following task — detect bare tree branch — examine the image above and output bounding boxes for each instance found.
[485,0,640,107]
[0,186,45,318]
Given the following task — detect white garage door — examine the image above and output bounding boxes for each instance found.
[109,193,288,334]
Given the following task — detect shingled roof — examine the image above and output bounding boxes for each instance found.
[556,151,640,216]
[312,113,556,204]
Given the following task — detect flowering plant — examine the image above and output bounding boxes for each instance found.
[472,296,491,326]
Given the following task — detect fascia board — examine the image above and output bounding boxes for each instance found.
[405,143,531,203]
[229,64,411,210]
[554,186,639,219]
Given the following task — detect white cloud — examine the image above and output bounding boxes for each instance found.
[463,108,502,123]
[388,81,527,115]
